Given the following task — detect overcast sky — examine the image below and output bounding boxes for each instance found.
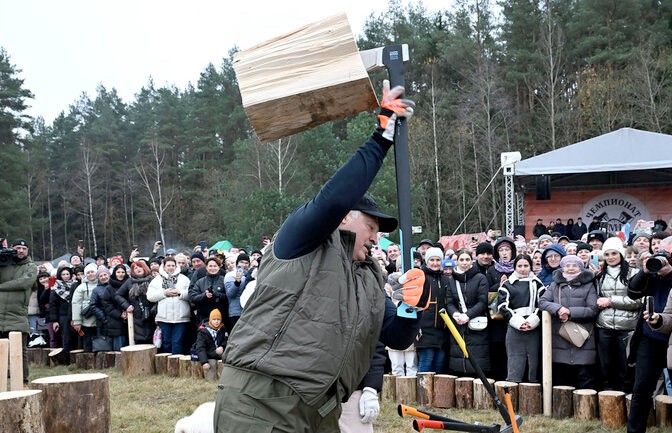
[1,0,449,124]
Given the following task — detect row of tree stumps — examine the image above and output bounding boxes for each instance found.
[384,372,672,429]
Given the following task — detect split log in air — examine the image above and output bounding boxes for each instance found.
[382,374,397,402]
[433,374,457,408]
[552,385,575,419]
[573,389,598,421]
[395,376,417,405]
[518,382,542,416]
[120,344,156,377]
[0,389,45,433]
[455,377,475,409]
[32,373,111,433]
[598,390,626,429]
[416,372,435,405]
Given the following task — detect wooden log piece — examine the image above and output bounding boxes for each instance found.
[0,338,8,391]
[552,385,575,419]
[191,360,205,379]
[48,348,65,368]
[179,355,192,377]
[232,12,378,142]
[572,389,598,420]
[95,352,106,369]
[416,372,435,405]
[41,348,53,366]
[120,344,156,377]
[625,393,656,427]
[395,376,417,405]
[113,351,122,370]
[598,390,626,429]
[0,389,45,433]
[455,377,475,409]
[27,347,40,364]
[104,352,117,369]
[154,353,170,375]
[167,354,181,377]
[494,381,518,412]
[75,352,96,370]
[473,378,496,410]
[433,374,456,408]
[9,331,23,391]
[518,382,542,416]
[31,373,111,433]
[655,395,672,428]
[382,374,397,402]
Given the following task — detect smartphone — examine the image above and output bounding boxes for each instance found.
[647,296,655,317]
[590,254,599,269]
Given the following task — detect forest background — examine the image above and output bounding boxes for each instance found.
[2,0,672,261]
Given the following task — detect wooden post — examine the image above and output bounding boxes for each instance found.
[395,376,417,405]
[598,390,626,428]
[32,373,111,433]
[494,381,518,412]
[573,389,598,420]
[552,385,574,419]
[120,344,156,376]
[0,389,45,433]
[473,378,496,410]
[455,377,475,409]
[655,395,672,427]
[518,382,542,416]
[541,311,552,416]
[416,372,435,405]
[9,331,23,390]
[0,338,8,392]
[167,354,181,377]
[126,311,135,346]
[154,353,170,375]
[433,374,456,408]
[382,374,397,401]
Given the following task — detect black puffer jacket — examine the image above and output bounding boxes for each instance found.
[116,275,156,343]
[189,273,230,328]
[415,266,453,349]
[90,283,129,337]
[48,279,77,324]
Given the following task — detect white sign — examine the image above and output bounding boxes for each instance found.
[581,192,650,233]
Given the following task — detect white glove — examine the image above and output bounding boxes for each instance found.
[358,387,380,424]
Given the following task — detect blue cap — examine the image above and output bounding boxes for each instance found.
[442,258,455,268]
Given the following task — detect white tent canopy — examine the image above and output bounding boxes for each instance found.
[514,128,672,176]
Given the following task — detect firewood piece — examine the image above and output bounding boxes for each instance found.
[598,390,626,428]
[473,378,496,410]
[167,354,181,377]
[455,377,475,409]
[104,352,117,369]
[48,348,66,367]
[395,376,417,405]
[154,353,170,375]
[572,389,598,420]
[552,385,575,419]
[75,352,96,370]
[179,355,192,377]
[0,389,45,433]
[232,12,378,142]
[120,344,156,377]
[32,373,111,433]
[416,372,435,405]
[495,381,518,412]
[191,360,204,379]
[655,395,672,428]
[382,374,397,402]
[433,374,457,409]
[95,352,106,369]
[518,382,542,416]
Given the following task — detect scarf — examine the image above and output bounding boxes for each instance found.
[129,275,152,300]
[161,274,179,290]
[54,280,73,301]
[494,259,515,274]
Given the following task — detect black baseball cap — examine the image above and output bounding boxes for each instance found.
[11,239,28,248]
[352,195,398,233]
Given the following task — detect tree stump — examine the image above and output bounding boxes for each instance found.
[179,355,192,377]
[48,348,66,367]
[382,374,396,401]
[655,395,672,428]
[395,376,417,405]
[104,352,117,370]
[0,389,45,433]
[41,348,53,366]
[495,381,518,412]
[572,389,598,420]
[455,377,475,409]
[518,382,542,416]
[474,378,496,410]
[94,352,106,369]
[154,353,170,375]
[0,338,8,391]
[598,390,626,428]
[416,372,435,405]
[552,385,574,419]
[27,347,40,364]
[167,355,181,377]
[75,352,96,370]
[120,344,156,377]
[191,360,205,379]
[433,374,456,408]
[31,373,111,433]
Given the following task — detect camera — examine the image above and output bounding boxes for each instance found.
[645,251,671,273]
[0,247,17,266]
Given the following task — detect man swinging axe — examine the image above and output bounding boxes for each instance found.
[214,80,428,433]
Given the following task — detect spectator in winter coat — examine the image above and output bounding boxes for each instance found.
[48,266,78,364]
[595,237,641,392]
[190,257,229,328]
[89,266,130,351]
[533,219,547,238]
[498,254,545,382]
[37,271,54,346]
[539,255,598,389]
[537,243,566,286]
[224,253,250,330]
[195,308,228,381]
[147,257,191,354]
[415,247,452,373]
[572,217,588,240]
[446,249,490,375]
[70,263,99,352]
[116,261,156,344]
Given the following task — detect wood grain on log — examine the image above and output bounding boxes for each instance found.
[518,382,542,415]
[455,377,475,409]
[433,375,456,408]
[0,389,45,433]
[395,376,417,405]
[382,374,396,402]
[416,372,435,405]
[552,385,574,419]
[572,389,597,420]
[598,390,626,428]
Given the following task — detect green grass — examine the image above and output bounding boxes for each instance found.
[28,364,667,433]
